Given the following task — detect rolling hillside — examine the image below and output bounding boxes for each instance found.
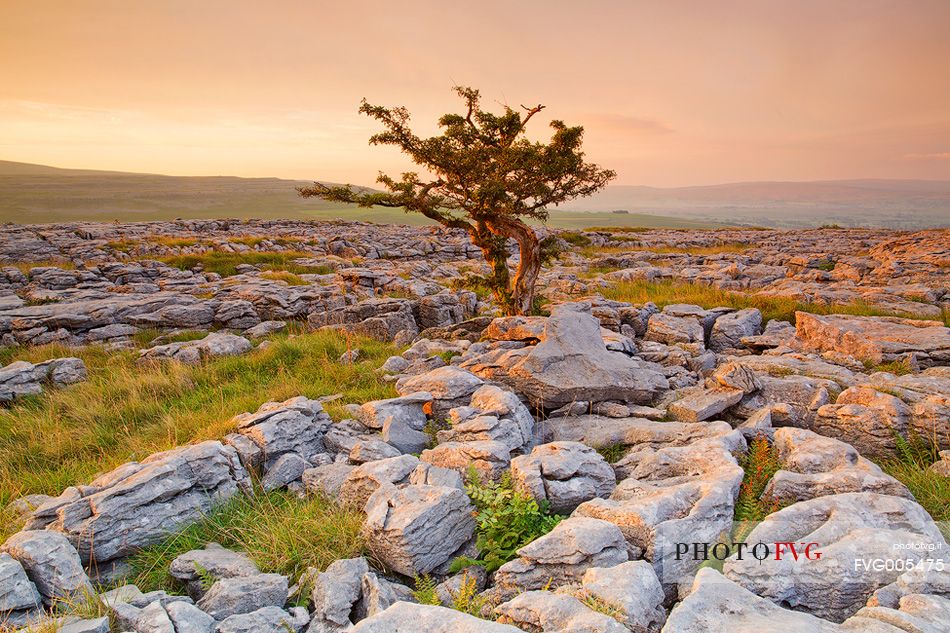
[1,160,947,228]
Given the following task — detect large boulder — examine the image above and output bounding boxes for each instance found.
[510,441,616,514]
[0,357,87,403]
[308,556,368,631]
[463,304,668,409]
[795,312,950,368]
[574,432,745,591]
[644,313,705,350]
[766,427,910,502]
[196,573,288,620]
[663,568,840,632]
[395,366,484,419]
[709,308,762,351]
[362,484,476,577]
[357,392,431,455]
[0,531,93,605]
[420,440,511,481]
[0,552,42,627]
[541,415,734,452]
[350,602,522,632]
[667,387,744,422]
[492,517,628,592]
[495,590,629,633]
[312,298,418,341]
[24,441,251,563]
[169,543,259,599]
[722,492,948,622]
[581,561,666,633]
[226,396,331,470]
[214,605,308,633]
[814,386,912,458]
[339,455,419,509]
[139,332,252,364]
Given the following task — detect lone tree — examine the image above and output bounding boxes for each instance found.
[298,86,615,315]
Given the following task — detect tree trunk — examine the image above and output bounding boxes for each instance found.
[468,224,515,315]
[486,217,541,316]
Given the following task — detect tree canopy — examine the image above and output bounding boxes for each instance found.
[299,86,615,315]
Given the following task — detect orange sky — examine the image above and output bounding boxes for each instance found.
[1,0,949,187]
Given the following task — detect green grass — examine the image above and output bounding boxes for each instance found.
[260,270,309,286]
[877,435,949,540]
[595,443,627,464]
[559,231,593,247]
[0,330,397,540]
[159,251,331,277]
[603,279,950,326]
[126,490,366,594]
[6,260,76,274]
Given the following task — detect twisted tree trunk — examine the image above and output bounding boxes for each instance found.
[486,216,541,316]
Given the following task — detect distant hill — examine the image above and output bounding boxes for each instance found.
[558,179,950,228]
[1,160,947,228]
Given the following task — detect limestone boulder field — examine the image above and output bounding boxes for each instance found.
[2,221,950,632]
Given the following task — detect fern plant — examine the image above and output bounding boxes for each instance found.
[453,470,564,573]
[449,571,490,618]
[412,574,441,606]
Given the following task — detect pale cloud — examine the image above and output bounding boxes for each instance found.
[583,113,674,136]
[903,152,950,161]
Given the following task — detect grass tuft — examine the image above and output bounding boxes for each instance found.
[877,434,949,540]
[595,443,627,464]
[260,270,309,286]
[159,251,330,277]
[126,490,365,593]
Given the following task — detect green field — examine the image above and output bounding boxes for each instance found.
[0,160,725,228]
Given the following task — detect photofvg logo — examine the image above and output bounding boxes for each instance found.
[674,540,823,563]
[653,521,949,591]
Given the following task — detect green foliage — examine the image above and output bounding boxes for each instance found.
[878,433,948,539]
[423,418,451,449]
[595,443,627,464]
[192,562,217,591]
[127,490,365,593]
[863,358,915,376]
[560,231,592,247]
[412,574,441,606]
[437,350,460,363]
[298,86,615,316]
[734,435,782,525]
[447,274,494,301]
[815,260,836,271]
[731,436,785,545]
[0,331,397,541]
[455,471,564,573]
[260,270,309,286]
[449,571,490,618]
